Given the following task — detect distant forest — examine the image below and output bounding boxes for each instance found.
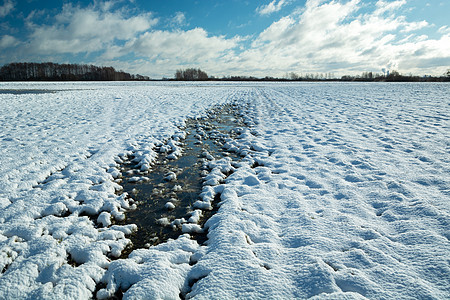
[175,68,208,81]
[0,62,150,81]
[1,63,448,82]
[173,68,450,82]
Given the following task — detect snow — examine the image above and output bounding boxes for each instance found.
[0,81,449,299]
[165,202,176,210]
[98,234,198,299]
[164,171,177,181]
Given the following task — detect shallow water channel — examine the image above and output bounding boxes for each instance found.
[116,105,243,254]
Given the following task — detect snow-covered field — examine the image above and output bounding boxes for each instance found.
[0,81,448,299]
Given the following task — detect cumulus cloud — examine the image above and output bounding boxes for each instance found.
[257,0,287,16]
[0,0,14,17]
[103,28,240,72]
[229,0,450,76]
[26,3,157,54]
[2,0,448,77]
[3,0,240,77]
[134,29,237,61]
[0,34,17,48]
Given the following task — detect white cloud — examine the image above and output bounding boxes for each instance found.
[103,28,239,67]
[26,3,157,54]
[98,0,450,77]
[438,25,450,34]
[375,0,406,15]
[255,16,295,44]
[0,35,17,48]
[211,0,449,77]
[0,0,14,17]
[171,12,187,27]
[257,0,287,16]
[2,0,448,77]
[401,20,429,32]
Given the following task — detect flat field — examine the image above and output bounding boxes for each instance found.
[0,81,449,299]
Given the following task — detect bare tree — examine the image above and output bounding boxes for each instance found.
[174,68,208,81]
[0,62,148,81]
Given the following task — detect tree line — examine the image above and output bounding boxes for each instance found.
[174,68,208,81]
[0,62,150,81]
[339,70,450,82]
[2,63,447,82]
[173,68,450,82]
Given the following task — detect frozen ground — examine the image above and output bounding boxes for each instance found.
[0,81,448,299]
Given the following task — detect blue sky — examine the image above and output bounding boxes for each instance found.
[0,0,449,78]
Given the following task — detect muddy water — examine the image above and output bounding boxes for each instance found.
[117,105,243,254]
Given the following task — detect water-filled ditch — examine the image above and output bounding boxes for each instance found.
[115,104,245,255]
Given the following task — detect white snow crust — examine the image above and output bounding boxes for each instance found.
[0,81,449,299]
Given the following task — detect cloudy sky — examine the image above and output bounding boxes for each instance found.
[0,0,449,78]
